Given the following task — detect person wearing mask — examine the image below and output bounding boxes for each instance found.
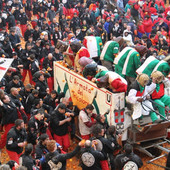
[147,71,170,121]
[6,119,27,164]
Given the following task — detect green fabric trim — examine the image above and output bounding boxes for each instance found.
[138,82,145,93]
[93,99,100,115]
[156,84,160,92]
[63,82,69,95]
[56,78,61,93]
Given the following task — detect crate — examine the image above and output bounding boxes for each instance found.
[128,121,170,143]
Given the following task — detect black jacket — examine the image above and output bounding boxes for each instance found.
[18,12,28,25]
[19,89,31,107]
[43,94,57,109]
[24,29,34,41]
[20,154,36,170]
[9,94,23,108]
[6,80,24,94]
[6,127,27,154]
[35,80,48,99]
[35,143,48,160]
[42,57,56,76]
[27,116,46,145]
[9,34,20,48]
[115,152,143,170]
[35,143,48,169]
[21,49,34,69]
[25,93,39,114]
[80,147,104,170]
[45,145,81,170]
[50,109,69,136]
[1,101,18,125]
[93,136,115,160]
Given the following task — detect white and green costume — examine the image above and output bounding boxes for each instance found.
[153,60,170,77]
[136,56,160,77]
[100,41,119,71]
[83,36,103,58]
[100,41,119,62]
[114,47,141,78]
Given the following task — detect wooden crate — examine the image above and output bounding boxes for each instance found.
[128,121,170,143]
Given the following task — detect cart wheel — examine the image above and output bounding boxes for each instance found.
[147,147,162,157]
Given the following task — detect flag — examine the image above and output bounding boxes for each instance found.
[0,58,14,81]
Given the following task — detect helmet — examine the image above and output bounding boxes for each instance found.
[135,45,148,57]
[78,57,93,67]
[114,36,124,46]
[70,41,81,53]
[96,74,109,88]
[136,73,149,87]
[151,71,164,84]
[83,62,97,77]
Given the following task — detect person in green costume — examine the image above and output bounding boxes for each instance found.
[114,45,148,85]
[147,71,170,121]
[126,73,161,123]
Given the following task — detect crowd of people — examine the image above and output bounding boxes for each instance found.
[0,0,170,169]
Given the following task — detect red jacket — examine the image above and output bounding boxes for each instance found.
[143,18,153,33]
[137,24,145,33]
[164,7,170,17]
[150,7,157,15]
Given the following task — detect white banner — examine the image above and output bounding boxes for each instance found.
[0,58,14,81]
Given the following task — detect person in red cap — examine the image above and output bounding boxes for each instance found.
[104,17,111,40]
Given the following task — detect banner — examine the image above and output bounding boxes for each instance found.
[54,62,132,140]
[0,58,14,81]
